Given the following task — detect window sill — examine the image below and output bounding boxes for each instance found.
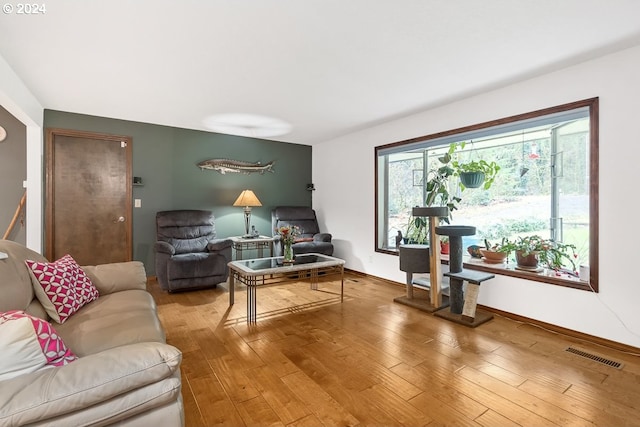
[459,255,593,292]
[380,247,593,292]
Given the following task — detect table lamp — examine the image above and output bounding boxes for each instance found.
[233,190,262,237]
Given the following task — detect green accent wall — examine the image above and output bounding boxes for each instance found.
[43,110,312,274]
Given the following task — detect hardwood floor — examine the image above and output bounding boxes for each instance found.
[147,273,640,426]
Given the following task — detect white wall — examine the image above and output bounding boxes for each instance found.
[0,53,43,252]
[313,44,640,348]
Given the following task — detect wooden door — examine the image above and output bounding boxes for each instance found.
[45,129,132,265]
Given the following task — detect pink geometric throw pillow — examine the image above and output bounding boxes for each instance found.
[62,255,100,307]
[0,310,77,381]
[25,254,99,323]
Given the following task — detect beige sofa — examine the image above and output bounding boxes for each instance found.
[0,240,183,427]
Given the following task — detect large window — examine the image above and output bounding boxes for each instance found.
[375,98,598,291]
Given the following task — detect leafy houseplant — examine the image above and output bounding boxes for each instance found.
[424,143,461,220]
[451,141,501,191]
[500,235,578,271]
[480,238,510,263]
[453,158,501,190]
[404,214,428,244]
[483,238,511,253]
[424,142,500,219]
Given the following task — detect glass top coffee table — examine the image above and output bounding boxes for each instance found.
[228,253,345,323]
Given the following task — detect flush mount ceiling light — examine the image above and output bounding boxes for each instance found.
[202,113,291,138]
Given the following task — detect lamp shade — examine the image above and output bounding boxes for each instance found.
[233,190,262,207]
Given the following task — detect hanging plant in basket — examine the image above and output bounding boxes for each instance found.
[452,157,500,190]
[422,142,500,223]
[459,171,486,188]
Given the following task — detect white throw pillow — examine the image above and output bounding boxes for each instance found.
[0,311,78,382]
[0,316,46,381]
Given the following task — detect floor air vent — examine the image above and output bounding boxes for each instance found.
[565,347,623,369]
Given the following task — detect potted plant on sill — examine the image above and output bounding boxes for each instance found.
[479,238,510,263]
[480,237,511,264]
[440,236,450,254]
[501,235,578,272]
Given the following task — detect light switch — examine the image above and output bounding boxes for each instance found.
[134,199,142,208]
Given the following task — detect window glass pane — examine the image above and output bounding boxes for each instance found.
[449,118,589,271]
[387,152,424,247]
[375,100,596,289]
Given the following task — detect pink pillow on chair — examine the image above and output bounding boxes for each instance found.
[294,237,314,243]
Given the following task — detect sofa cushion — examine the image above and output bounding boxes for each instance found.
[292,241,334,256]
[0,240,47,314]
[156,209,217,254]
[81,261,147,295]
[25,254,99,323]
[167,252,227,280]
[0,310,77,381]
[53,290,166,357]
[0,342,181,427]
[167,235,211,254]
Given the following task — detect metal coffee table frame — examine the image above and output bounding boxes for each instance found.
[228,253,345,323]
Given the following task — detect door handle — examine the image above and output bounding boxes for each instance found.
[114,216,125,223]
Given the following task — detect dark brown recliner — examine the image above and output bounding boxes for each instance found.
[271,206,333,257]
[154,210,232,292]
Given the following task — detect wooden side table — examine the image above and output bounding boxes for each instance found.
[229,235,275,260]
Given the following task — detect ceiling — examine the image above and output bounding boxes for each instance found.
[1,0,640,145]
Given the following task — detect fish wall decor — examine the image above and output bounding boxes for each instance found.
[196,158,275,175]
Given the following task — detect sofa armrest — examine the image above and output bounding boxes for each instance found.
[314,233,332,243]
[0,342,182,427]
[82,261,147,295]
[154,241,175,255]
[207,238,232,252]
